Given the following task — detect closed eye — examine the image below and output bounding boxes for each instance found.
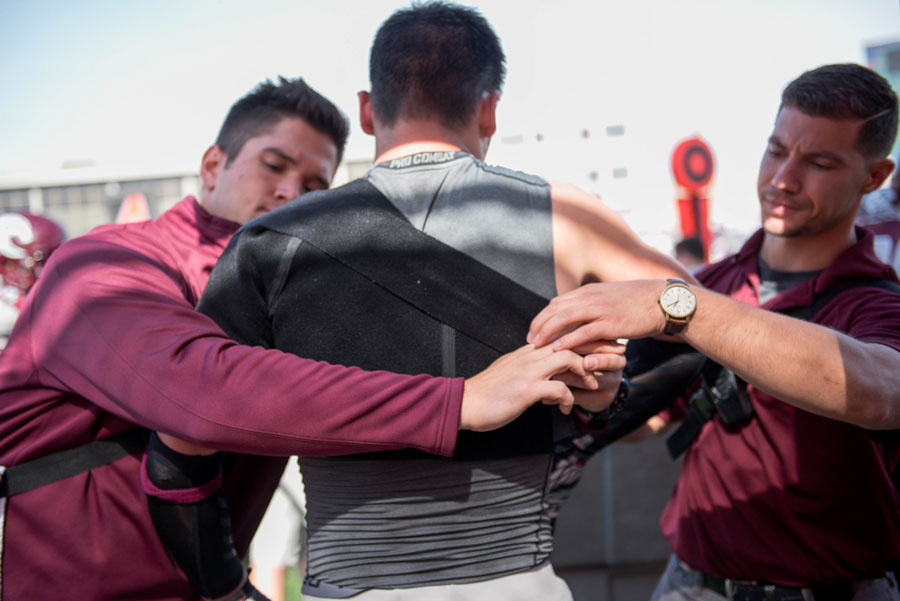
[303,177,329,193]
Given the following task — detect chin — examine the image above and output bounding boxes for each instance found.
[762,218,799,238]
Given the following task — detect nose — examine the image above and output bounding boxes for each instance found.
[771,157,801,194]
[274,176,302,205]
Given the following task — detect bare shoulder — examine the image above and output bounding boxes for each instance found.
[549,180,690,285]
[549,180,637,238]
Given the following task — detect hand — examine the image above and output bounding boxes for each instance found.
[552,340,626,412]
[570,367,625,412]
[460,343,593,432]
[527,281,669,351]
[551,340,625,386]
[157,432,217,456]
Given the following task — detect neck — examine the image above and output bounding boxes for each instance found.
[196,189,212,211]
[373,119,484,164]
[759,224,857,271]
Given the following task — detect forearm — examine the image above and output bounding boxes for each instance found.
[44,312,462,456]
[683,287,900,429]
[34,242,462,457]
[530,280,900,430]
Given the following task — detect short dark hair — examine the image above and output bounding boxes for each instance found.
[215,76,349,166]
[369,1,506,128]
[780,63,899,159]
[675,237,705,262]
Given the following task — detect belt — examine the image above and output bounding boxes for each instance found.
[676,560,855,601]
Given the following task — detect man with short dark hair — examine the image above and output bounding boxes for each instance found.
[0,75,589,601]
[530,63,900,600]
[197,4,691,599]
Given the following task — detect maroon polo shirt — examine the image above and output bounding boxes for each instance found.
[661,227,900,585]
[0,197,462,601]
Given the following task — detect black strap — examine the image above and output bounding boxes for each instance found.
[778,279,900,321]
[0,429,148,497]
[665,362,750,459]
[664,279,900,459]
[588,346,705,452]
[260,178,550,356]
[665,386,718,459]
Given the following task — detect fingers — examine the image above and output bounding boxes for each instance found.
[533,380,575,414]
[461,343,593,431]
[571,340,626,356]
[528,299,613,350]
[527,304,581,347]
[549,321,615,352]
[573,368,622,411]
[552,370,599,390]
[539,347,592,379]
[583,351,627,372]
[529,280,669,349]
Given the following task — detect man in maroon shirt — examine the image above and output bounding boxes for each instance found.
[0,77,599,601]
[530,63,900,600]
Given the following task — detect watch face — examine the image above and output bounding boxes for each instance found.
[661,285,696,318]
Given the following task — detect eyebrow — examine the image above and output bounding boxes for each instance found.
[263,147,330,189]
[262,147,297,164]
[768,136,846,165]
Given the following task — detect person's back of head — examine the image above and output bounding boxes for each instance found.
[216,76,349,165]
[674,237,705,267]
[369,1,506,128]
[780,63,898,160]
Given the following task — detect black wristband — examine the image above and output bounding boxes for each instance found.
[574,376,630,428]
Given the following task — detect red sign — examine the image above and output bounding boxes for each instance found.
[671,137,715,261]
[672,137,714,192]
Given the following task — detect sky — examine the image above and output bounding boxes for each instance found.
[1,0,899,254]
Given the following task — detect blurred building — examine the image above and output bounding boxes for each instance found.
[868,37,900,159]
[0,159,374,238]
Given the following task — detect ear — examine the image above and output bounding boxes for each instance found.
[200,145,226,194]
[862,158,895,194]
[477,90,501,138]
[358,91,375,136]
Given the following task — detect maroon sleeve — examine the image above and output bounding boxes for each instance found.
[819,287,900,354]
[847,290,900,353]
[26,237,461,456]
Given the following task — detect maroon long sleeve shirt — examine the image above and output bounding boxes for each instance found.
[0,197,462,601]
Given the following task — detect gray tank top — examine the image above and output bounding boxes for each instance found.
[299,151,558,591]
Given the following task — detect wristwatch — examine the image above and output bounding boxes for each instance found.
[659,277,697,335]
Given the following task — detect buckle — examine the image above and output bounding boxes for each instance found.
[724,578,762,600]
[723,579,815,601]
